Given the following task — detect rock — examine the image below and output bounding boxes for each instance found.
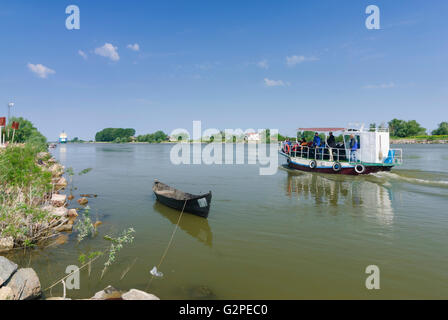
[67,209,78,218]
[80,194,98,198]
[51,207,69,218]
[36,152,50,160]
[0,287,14,300]
[51,194,67,207]
[93,221,102,229]
[55,177,67,190]
[6,268,41,300]
[91,285,122,300]
[0,237,14,253]
[52,234,68,246]
[55,224,73,232]
[67,194,75,201]
[77,197,88,206]
[0,256,18,286]
[49,164,64,178]
[121,289,160,300]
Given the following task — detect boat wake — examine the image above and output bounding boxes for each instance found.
[371,170,448,189]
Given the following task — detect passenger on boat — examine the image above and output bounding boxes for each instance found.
[327,132,336,161]
[327,132,336,148]
[349,134,358,162]
[300,138,307,146]
[313,132,321,147]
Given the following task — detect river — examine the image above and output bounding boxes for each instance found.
[6,143,448,299]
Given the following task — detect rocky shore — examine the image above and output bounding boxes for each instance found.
[0,150,78,252]
[0,256,159,300]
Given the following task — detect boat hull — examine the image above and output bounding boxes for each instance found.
[284,155,393,175]
[153,181,212,218]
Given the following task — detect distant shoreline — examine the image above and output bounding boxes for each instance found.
[390,139,447,145]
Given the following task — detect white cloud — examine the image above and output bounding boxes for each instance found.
[127,43,140,52]
[78,50,88,60]
[286,55,318,67]
[257,60,269,69]
[264,78,288,87]
[27,63,55,79]
[363,82,395,89]
[94,43,120,61]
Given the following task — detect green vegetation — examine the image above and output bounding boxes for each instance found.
[136,131,169,143]
[95,128,136,142]
[0,144,54,247]
[3,117,47,147]
[432,122,448,135]
[388,119,426,138]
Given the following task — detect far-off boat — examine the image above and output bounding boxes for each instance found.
[59,131,68,144]
[279,124,403,175]
[153,180,212,218]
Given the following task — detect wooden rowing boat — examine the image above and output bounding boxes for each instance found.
[153,180,212,219]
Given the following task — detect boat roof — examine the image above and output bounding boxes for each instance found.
[298,127,346,132]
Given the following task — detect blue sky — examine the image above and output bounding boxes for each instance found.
[0,0,446,140]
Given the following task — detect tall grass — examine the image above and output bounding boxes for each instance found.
[0,144,56,247]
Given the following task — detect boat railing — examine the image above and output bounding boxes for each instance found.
[386,148,403,165]
[280,142,404,166]
[279,143,347,162]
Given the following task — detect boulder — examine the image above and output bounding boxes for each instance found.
[55,223,73,232]
[49,164,64,177]
[0,287,14,300]
[0,237,14,252]
[36,152,50,160]
[55,177,67,190]
[0,256,18,286]
[6,268,41,300]
[93,221,102,229]
[51,194,67,207]
[51,207,69,218]
[67,209,78,218]
[121,289,160,300]
[91,285,122,300]
[77,197,89,206]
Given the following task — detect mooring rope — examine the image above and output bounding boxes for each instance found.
[146,199,188,290]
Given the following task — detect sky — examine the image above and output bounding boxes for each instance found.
[0,0,447,140]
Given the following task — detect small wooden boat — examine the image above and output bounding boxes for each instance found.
[153,180,212,218]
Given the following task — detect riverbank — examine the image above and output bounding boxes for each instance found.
[0,256,159,300]
[0,144,77,251]
[391,138,448,144]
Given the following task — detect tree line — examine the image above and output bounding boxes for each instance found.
[386,119,447,138]
[94,128,169,143]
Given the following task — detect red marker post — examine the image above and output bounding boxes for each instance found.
[11,121,19,144]
[0,117,5,145]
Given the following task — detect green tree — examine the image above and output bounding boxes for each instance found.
[388,119,426,137]
[405,120,426,136]
[432,122,448,135]
[4,117,47,146]
[95,128,136,142]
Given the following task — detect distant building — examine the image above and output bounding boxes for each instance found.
[245,132,261,142]
[59,131,68,144]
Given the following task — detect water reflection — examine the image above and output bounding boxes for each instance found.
[58,144,67,163]
[153,202,213,247]
[284,170,394,225]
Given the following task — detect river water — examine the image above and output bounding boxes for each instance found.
[6,143,448,299]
